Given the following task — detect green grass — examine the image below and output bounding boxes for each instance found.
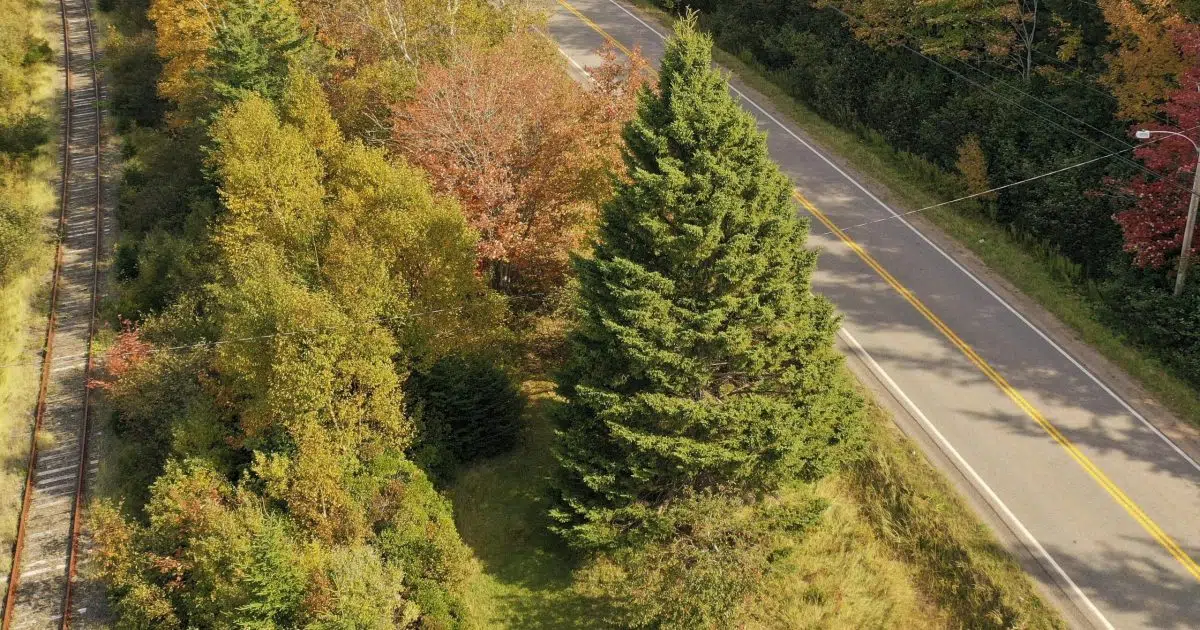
[626,0,1200,426]
[447,384,614,629]
[0,269,51,578]
[845,392,1064,629]
[741,478,951,629]
[448,380,1060,628]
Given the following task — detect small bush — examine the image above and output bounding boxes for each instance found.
[0,113,49,157]
[576,490,827,629]
[1102,271,1200,388]
[22,39,52,66]
[0,194,40,285]
[406,353,525,482]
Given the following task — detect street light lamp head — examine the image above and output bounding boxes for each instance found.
[1135,129,1152,140]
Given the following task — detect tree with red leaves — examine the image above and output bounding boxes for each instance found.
[90,322,152,391]
[393,35,648,296]
[1113,24,1200,271]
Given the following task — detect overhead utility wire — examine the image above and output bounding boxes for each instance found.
[949,55,1135,149]
[814,121,1200,235]
[0,293,549,371]
[895,41,1200,201]
[822,5,1200,201]
[1025,46,1178,128]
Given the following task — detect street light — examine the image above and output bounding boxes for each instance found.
[1135,129,1200,296]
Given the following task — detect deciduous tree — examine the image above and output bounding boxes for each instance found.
[1098,0,1188,121]
[147,0,223,116]
[1113,25,1200,270]
[819,0,1040,77]
[394,35,647,295]
[95,73,495,629]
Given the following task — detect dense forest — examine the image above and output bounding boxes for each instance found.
[656,0,1200,389]
[89,0,885,625]
[76,0,1155,625]
[91,0,625,625]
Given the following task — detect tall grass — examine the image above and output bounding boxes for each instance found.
[0,5,60,577]
[448,383,979,629]
[845,396,1065,630]
[740,479,951,629]
[0,172,56,578]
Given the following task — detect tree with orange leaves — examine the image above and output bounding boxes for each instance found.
[1098,0,1189,121]
[393,35,649,296]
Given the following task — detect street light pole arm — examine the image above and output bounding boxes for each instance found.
[1137,129,1200,154]
[1135,129,1200,295]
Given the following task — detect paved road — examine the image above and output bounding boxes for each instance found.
[548,1,1200,628]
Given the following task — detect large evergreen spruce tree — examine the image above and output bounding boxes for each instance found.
[552,19,864,550]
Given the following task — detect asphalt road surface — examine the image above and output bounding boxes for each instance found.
[547,1,1200,628]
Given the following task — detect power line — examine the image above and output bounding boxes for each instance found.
[893,40,1200,202]
[1025,46,1177,129]
[822,4,1200,201]
[948,55,1134,150]
[815,149,1124,235]
[813,122,1200,236]
[0,293,549,371]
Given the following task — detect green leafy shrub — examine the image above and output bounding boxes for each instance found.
[407,353,525,482]
[0,194,40,286]
[576,491,827,629]
[0,112,48,157]
[1103,270,1200,387]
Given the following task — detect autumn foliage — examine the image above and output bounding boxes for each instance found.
[90,322,152,389]
[393,36,648,294]
[1098,0,1189,121]
[1113,25,1200,270]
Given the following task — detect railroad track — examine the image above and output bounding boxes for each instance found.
[1,0,104,622]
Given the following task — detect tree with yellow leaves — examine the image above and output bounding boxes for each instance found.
[819,0,1041,78]
[1098,0,1188,121]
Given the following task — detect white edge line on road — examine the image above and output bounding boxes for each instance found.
[838,328,1114,630]
[599,0,1200,477]
[558,46,591,76]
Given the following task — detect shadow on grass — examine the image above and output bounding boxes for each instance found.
[448,391,615,629]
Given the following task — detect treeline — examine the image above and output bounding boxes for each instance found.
[657,0,1200,388]
[94,0,881,621]
[91,0,649,625]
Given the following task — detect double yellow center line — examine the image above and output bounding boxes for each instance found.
[798,193,1200,580]
[555,0,1200,582]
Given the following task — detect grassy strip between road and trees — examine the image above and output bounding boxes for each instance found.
[0,0,59,578]
[627,0,1200,427]
[449,380,1063,629]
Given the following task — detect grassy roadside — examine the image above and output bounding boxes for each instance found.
[0,9,62,577]
[625,0,1200,426]
[448,381,1060,628]
[845,391,1064,629]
